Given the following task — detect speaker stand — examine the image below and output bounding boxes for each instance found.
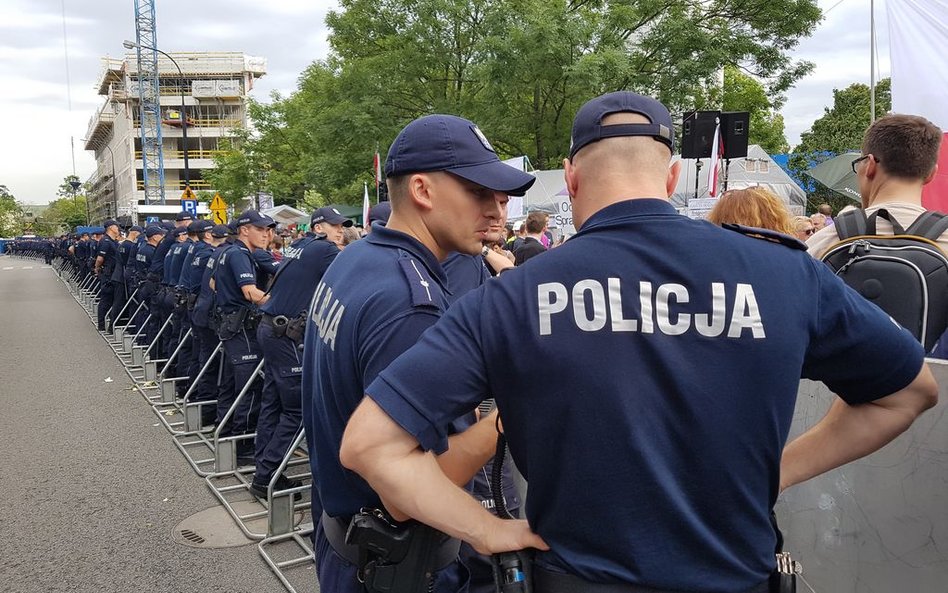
[694,159,703,200]
[723,159,731,192]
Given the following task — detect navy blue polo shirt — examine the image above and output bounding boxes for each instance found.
[174,242,197,288]
[163,240,188,285]
[111,240,129,283]
[261,236,339,318]
[192,243,233,328]
[149,233,176,275]
[214,240,259,313]
[366,198,925,591]
[302,224,452,517]
[183,241,214,293]
[252,248,280,290]
[97,236,118,275]
[442,252,490,301]
[135,242,156,276]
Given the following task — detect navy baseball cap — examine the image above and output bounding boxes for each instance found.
[103,219,120,229]
[175,211,195,222]
[311,207,353,227]
[210,224,230,238]
[569,91,675,159]
[385,115,536,196]
[368,202,392,225]
[172,226,188,237]
[187,220,214,234]
[235,209,276,228]
[161,220,176,231]
[145,225,165,238]
[128,225,144,233]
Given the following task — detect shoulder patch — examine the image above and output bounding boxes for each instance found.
[398,256,442,309]
[723,223,807,251]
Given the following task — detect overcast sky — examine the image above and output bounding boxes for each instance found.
[0,0,885,205]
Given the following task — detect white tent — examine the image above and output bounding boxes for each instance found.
[519,145,805,233]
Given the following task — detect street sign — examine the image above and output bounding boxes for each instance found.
[181,186,196,201]
[146,216,160,224]
[182,199,197,216]
[209,192,228,225]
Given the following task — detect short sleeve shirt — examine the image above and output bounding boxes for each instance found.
[183,241,213,293]
[366,198,925,591]
[261,236,340,318]
[214,241,258,313]
[301,224,451,517]
[807,201,948,258]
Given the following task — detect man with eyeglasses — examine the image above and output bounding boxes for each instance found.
[807,114,946,257]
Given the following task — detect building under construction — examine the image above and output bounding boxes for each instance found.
[83,51,266,224]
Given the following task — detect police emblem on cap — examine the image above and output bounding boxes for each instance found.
[332,208,340,215]
[470,125,495,153]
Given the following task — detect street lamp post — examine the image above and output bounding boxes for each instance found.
[123,40,190,194]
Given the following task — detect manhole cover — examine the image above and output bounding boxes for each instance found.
[173,504,259,549]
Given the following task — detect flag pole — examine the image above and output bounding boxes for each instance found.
[870,0,876,122]
[375,142,380,204]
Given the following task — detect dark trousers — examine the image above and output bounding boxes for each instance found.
[255,321,303,483]
[218,327,263,441]
[109,280,127,328]
[97,281,114,329]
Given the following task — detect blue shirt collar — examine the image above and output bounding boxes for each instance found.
[577,198,678,234]
[365,224,449,288]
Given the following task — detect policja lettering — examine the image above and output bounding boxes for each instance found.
[310,281,346,351]
[538,278,766,339]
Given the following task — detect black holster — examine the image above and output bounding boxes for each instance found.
[284,314,307,346]
[216,308,248,341]
[343,510,458,593]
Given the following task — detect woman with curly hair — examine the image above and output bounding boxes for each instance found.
[706,187,797,235]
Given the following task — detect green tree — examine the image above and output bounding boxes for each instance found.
[722,66,788,154]
[40,195,88,233]
[0,184,24,237]
[204,138,257,205]
[787,78,892,212]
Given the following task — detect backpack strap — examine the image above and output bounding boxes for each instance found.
[834,209,868,239]
[905,210,948,241]
[866,208,907,235]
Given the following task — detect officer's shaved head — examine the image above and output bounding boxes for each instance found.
[572,113,673,175]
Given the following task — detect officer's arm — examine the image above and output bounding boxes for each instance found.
[780,364,937,492]
[341,397,547,555]
[94,255,104,274]
[240,284,269,306]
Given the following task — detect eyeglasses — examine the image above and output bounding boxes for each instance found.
[851,154,879,174]
[804,228,815,236]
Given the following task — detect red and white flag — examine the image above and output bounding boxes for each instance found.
[362,182,371,228]
[707,120,724,197]
[373,151,382,190]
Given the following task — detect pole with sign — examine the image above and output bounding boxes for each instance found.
[209,193,228,225]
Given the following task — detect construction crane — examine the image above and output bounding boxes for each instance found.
[131,0,165,204]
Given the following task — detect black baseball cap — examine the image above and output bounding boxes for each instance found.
[385,114,536,196]
[311,207,353,227]
[145,225,165,238]
[235,210,276,228]
[175,211,195,222]
[569,91,675,159]
[368,202,392,225]
[210,224,230,238]
[128,225,144,233]
[187,220,214,234]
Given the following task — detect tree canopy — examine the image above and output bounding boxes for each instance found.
[208,0,821,207]
[0,185,24,237]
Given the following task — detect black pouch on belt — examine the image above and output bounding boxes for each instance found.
[216,308,247,341]
[344,509,457,593]
[284,314,307,346]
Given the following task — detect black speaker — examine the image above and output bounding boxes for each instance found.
[680,111,720,159]
[720,112,750,159]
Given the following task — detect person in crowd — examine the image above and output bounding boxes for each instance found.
[809,212,827,231]
[818,203,834,226]
[792,215,816,242]
[341,226,361,247]
[706,187,797,235]
[807,114,947,256]
[302,114,535,593]
[513,211,549,265]
[508,220,526,252]
[269,237,285,260]
[339,91,938,593]
[93,220,121,332]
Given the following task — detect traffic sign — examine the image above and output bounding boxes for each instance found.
[146,216,160,224]
[209,192,228,225]
[182,199,197,216]
[181,186,196,201]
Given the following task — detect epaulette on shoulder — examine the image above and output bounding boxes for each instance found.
[397,253,442,309]
[722,223,807,251]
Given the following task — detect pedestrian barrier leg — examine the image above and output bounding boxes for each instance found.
[257,525,315,593]
[158,340,222,436]
[109,288,140,343]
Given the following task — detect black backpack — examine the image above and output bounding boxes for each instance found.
[820,208,948,352]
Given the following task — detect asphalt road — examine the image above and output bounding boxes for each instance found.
[0,257,286,592]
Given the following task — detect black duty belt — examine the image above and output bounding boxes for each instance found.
[320,512,459,571]
[534,568,771,593]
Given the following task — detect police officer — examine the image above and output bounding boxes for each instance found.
[212,210,275,459]
[172,220,214,394]
[110,225,142,331]
[94,220,121,331]
[135,225,167,344]
[189,224,232,426]
[301,114,535,593]
[340,92,939,593]
[250,207,348,500]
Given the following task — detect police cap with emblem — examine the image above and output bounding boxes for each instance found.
[312,206,353,228]
[175,211,195,222]
[187,219,214,234]
[235,210,277,229]
[128,225,144,234]
[211,224,231,238]
[368,202,392,225]
[103,219,120,229]
[385,114,536,196]
[172,226,189,237]
[569,91,675,159]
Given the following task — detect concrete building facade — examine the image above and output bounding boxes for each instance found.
[83,51,266,224]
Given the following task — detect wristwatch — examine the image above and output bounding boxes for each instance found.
[481,245,490,257]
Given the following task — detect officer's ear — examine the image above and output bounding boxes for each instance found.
[666,160,682,199]
[406,172,435,212]
[563,158,577,200]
